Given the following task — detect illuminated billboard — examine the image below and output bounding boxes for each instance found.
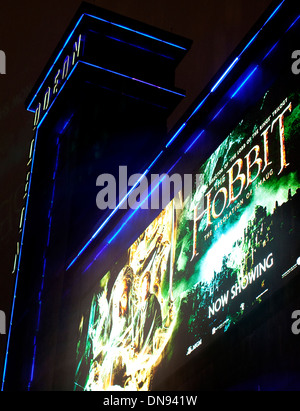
[74,71,300,390]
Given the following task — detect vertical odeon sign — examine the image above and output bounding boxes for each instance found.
[32,33,83,130]
[11,33,83,276]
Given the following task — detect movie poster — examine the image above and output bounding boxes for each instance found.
[74,78,300,390]
[75,200,177,390]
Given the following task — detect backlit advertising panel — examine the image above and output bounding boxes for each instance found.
[74,73,300,391]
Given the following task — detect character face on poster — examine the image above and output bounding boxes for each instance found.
[74,77,300,391]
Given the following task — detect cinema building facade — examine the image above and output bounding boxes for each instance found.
[2,0,300,390]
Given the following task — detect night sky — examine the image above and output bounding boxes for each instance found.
[0,0,274,381]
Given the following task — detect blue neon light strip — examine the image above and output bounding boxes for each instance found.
[285,14,300,33]
[147,150,164,169]
[184,130,205,154]
[211,102,228,121]
[210,57,239,92]
[231,66,259,99]
[262,0,285,29]
[165,122,186,148]
[105,35,175,60]
[240,1,285,55]
[186,94,210,121]
[83,243,109,274]
[79,60,185,96]
[240,32,259,55]
[262,41,279,61]
[84,13,187,50]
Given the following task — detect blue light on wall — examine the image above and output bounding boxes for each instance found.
[184,130,205,154]
[165,123,186,148]
[210,57,239,93]
[231,66,259,99]
[79,60,185,97]
[84,13,188,51]
[105,35,175,60]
